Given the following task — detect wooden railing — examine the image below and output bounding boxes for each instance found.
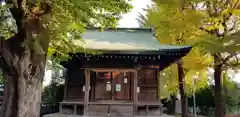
[40,102,59,116]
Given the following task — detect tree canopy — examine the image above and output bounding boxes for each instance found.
[0,0,132,59]
[138,0,211,99]
[139,1,240,117]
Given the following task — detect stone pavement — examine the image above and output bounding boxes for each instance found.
[43,113,175,117]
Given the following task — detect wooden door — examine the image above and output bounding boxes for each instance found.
[138,70,158,102]
[95,72,112,100]
[114,72,131,101]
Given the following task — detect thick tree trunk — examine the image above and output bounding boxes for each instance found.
[0,16,49,117]
[0,72,43,117]
[18,73,43,117]
[0,73,18,117]
[0,40,47,117]
[1,47,47,117]
[213,54,225,117]
[177,61,188,117]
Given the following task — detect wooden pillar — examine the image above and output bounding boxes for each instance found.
[59,103,63,114]
[91,72,96,102]
[74,104,77,115]
[83,69,90,116]
[111,72,114,101]
[157,70,163,115]
[133,70,138,116]
[146,105,149,115]
[156,70,160,100]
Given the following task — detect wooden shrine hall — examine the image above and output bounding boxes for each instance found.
[58,28,192,117]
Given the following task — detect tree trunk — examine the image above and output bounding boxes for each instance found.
[0,73,18,117]
[213,54,225,117]
[168,95,176,115]
[0,40,47,117]
[177,61,188,117]
[0,16,49,117]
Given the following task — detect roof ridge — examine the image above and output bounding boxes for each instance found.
[86,27,153,32]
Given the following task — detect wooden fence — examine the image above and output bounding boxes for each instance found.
[40,103,59,117]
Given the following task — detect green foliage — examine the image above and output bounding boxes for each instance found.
[45,58,65,83]
[142,1,240,116]
[187,73,240,116]
[142,0,240,100]
[188,86,215,116]
[46,0,133,59]
[143,0,240,66]
[159,62,209,98]
[0,0,133,61]
[0,3,15,39]
[159,65,178,98]
[146,0,203,44]
[192,0,240,69]
[42,59,65,105]
[42,82,64,105]
[222,72,240,113]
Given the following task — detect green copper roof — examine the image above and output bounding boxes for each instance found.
[62,28,192,69]
[74,28,191,51]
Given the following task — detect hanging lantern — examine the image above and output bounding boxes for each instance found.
[104,72,111,79]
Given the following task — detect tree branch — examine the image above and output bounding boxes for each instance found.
[199,27,216,35]
[234,53,239,62]
[221,53,234,64]
[228,17,237,32]
[233,0,240,9]
[6,0,25,31]
[224,62,240,70]
[32,2,52,17]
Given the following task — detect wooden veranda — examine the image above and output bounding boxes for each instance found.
[59,68,163,116]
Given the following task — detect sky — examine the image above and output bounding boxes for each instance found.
[117,0,152,28]
[236,73,240,81]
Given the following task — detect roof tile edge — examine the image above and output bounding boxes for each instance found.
[86,27,153,32]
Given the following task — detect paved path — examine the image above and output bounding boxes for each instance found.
[44,113,175,117]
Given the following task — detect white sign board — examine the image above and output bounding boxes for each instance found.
[124,78,128,83]
[82,86,90,91]
[106,83,111,91]
[137,87,140,93]
[82,86,85,91]
[116,84,121,92]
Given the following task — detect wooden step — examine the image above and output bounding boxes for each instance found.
[88,105,133,116]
